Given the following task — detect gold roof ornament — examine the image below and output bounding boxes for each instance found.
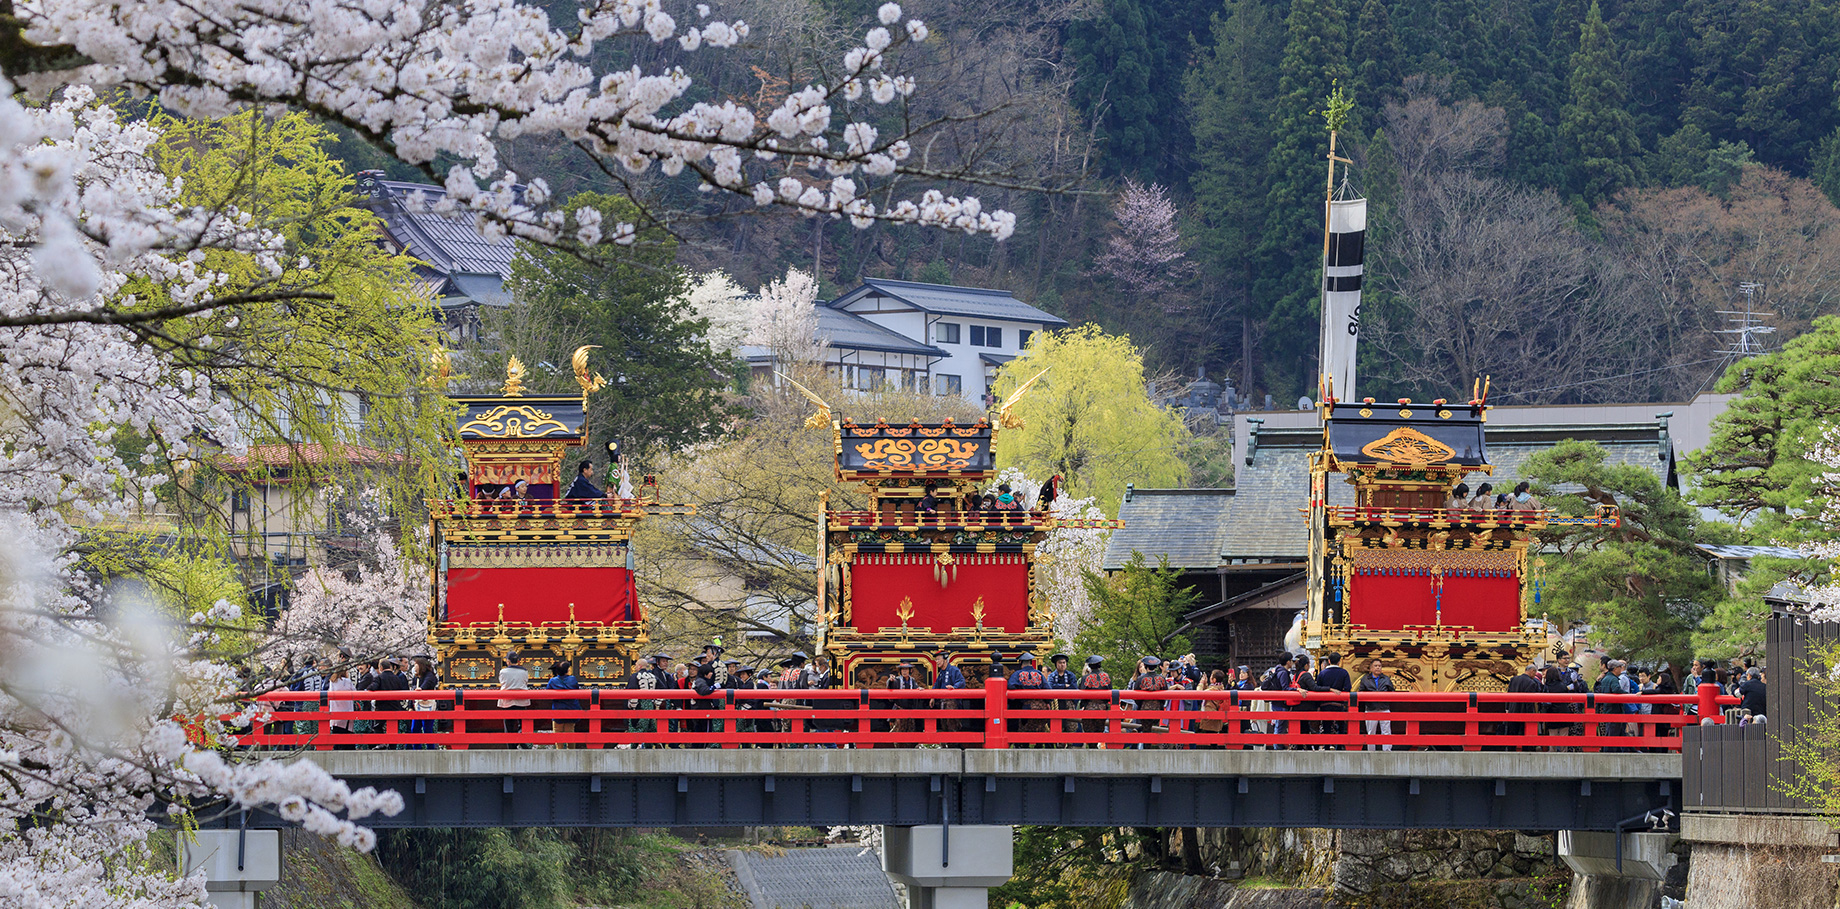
[572,345,607,395]
[996,367,1050,430]
[503,356,527,397]
[776,371,833,430]
[1359,426,1457,465]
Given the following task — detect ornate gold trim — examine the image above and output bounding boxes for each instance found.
[1359,426,1456,464]
[460,404,573,438]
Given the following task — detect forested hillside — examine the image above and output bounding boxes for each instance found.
[334,0,1840,405]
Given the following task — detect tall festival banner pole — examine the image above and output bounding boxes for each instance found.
[1318,86,1365,407]
[1308,87,1362,650]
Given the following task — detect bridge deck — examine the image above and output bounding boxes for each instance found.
[222,750,1681,833]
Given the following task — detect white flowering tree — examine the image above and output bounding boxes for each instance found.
[2,1,1030,901]
[683,269,752,356]
[269,497,431,665]
[984,468,1111,643]
[750,266,826,369]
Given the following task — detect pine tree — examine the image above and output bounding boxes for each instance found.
[1253,0,1351,396]
[1558,1,1640,204]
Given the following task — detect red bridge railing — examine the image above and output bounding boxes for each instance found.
[233,681,1735,752]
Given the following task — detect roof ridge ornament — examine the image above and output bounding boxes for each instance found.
[572,345,607,395]
[503,356,527,396]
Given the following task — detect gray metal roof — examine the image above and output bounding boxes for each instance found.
[979,352,1016,367]
[832,278,1069,327]
[1219,426,1340,560]
[730,847,899,909]
[1103,488,1236,570]
[448,272,512,307]
[744,308,946,360]
[365,179,517,280]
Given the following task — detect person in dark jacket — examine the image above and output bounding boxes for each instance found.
[1355,659,1397,751]
[1293,654,1328,744]
[563,460,605,499]
[1593,659,1631,750]
[1078,656,1112,739]
[372,659,412,749]
[932,659,968,733]
[1316,652,1351,738]
[545,660,583,748]
[1047,653,1079,735]
[1008,653,1049,736]
[1736,668,1767,718]
[1505,662,1544,749]
[1260,652,1296,744]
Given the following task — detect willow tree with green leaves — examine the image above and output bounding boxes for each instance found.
[989,325,1189,517]
[110,110,457,610]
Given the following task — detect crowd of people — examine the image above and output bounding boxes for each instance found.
[1443,481,1542,514]
[259,643,1758,750]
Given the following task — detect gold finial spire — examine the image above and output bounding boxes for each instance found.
[996,367,1050,429]
[503,356,527,396]
[775,371,833,429]
[572,345,607,395]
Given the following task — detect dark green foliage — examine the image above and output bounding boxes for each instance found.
[1349,0,1403,106]
[375,828,725,909]
[1073,552,1200,668]
[1524,440,1718,667]
[1065,0,1210,183]
[497,192,741,458]
[1253,0,1351,394]
[1686,316,1840,543]
[375,829,571,909]
[1809,126,1840,207]
[1558,2,1640,204]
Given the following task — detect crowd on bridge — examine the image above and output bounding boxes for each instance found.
[256,640,1759,751]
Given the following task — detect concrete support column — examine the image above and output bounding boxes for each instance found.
[1558,830,1678,909]
[881,825,1013,909]
[179,829,283,909]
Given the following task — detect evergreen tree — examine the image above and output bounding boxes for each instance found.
[1253,0,1351,396]
[1686,316,1840,544]
[1811,126,1840,207]
[1185,0,1284,386]
[1066,0,1158,176]
[1558,1,1640,204]
[497,193,741,457]
[1072,553,1200,669]
[1065,0,1210,183]
[1349,0,1403,104]
[1682,0,1840,171]
[1526,440,1718,667]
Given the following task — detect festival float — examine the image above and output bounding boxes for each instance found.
[793,374,1120,686]
[425,348,693,687]
[1301,379,1620,691]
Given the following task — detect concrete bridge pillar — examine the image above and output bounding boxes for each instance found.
[880,825,1013,909]
[1558,830,1680,909]
[178,828,283,909]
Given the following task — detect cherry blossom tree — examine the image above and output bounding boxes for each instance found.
[1091,178,1196,311]
[0,88,414,908]
[750,266,826,368]
[0,1,1037,901]
[269,499,431,665]
[682,269,752,356]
